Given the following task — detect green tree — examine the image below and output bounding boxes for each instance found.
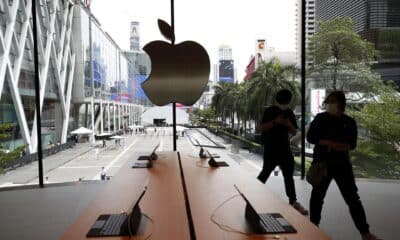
[210,59,299,135]
[350,84,400,179]
[212,82,235,129]
[196,108,216,126]
[309,18,378,91]
[352,85,400,154]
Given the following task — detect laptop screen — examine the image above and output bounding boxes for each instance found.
[151,143,160,156]
[233,184,260,220]
[124,185,147,219]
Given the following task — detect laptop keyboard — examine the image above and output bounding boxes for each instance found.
[100,214,126,235]
[259,214,285,233]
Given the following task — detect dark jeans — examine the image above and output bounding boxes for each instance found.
[310,158,370,235]
[257,153,297,204]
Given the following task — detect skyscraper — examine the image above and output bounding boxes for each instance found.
[296,0,316,67]
[125,20,152,106]
[130,21,140,51]
[218,45,235,83]
[316,0,400,84]
[218,45,233,61]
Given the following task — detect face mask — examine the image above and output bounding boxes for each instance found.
[277,104,290,110]
[326,103,339,115]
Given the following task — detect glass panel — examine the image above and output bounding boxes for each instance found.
[306,0,400,180]
[35,1,158,184]
[1,0,302,186]
[0,0,38,188]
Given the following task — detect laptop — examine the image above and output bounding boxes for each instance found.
[206,149,228,167]
[86,187,147,237]
[194,139,208,158]
[234,184,297,234]
[132,143,160,168]
[137,143,160,160]
[132,160,152,168]
[194,138,220,159]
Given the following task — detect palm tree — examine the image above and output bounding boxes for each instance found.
[232,83,249,135]
[212,82,234,129]
[246,58,300,131]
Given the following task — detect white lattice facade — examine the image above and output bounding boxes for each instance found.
[0,1,145,154]
[0,0,76,153]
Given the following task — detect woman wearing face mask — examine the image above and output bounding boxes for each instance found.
[307,91,380,240]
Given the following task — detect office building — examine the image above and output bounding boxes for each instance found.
[0,0,143,154]
[124,20,152,107]
[218,45,235,83]
[71,3,143,136]
[218,45,232,61]
[130,21,140,51]
[316,0,400,84]
[212,63,219,83]
[0,0,77,153]
[194,80,215,110]
[123,50,152,107]
[296,0,316,67]
[245,39,297,81]
[264,48,297,67]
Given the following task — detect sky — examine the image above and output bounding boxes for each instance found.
[90,0,297,81]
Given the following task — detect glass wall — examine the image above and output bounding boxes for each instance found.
[0,0,39,187]
[307,0,400,180]
[88,21,130,102]
[4,0,397,190]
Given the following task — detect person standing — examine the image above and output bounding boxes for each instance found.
[307,91,380,240]
[100,167,106,181]
[258,89,308,215]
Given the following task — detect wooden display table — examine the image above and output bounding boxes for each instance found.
[61,152,189,240]
[179,153,331,240]
[62,151,330,240]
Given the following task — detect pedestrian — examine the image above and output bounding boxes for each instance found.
[257,89,308,215]
[306,91,381,240]
[100,167,106,181]
[102,139,106,148]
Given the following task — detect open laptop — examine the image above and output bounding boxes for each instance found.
[132,143,160,168]
[206,149,228,167]
[138,143,160,160]
[194,138,208,158]
[234,184,297,234]
[194,138,220,159]
[87,186,147,237]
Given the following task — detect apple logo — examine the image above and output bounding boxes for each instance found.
[141,19,210,106]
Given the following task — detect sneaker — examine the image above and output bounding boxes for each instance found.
[291,202,309,215]
[362,233,382,240]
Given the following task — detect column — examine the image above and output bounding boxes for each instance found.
[118,104,121,131]
[113,102,116,132]
[107,102,111,132]
[100,99,104,134]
